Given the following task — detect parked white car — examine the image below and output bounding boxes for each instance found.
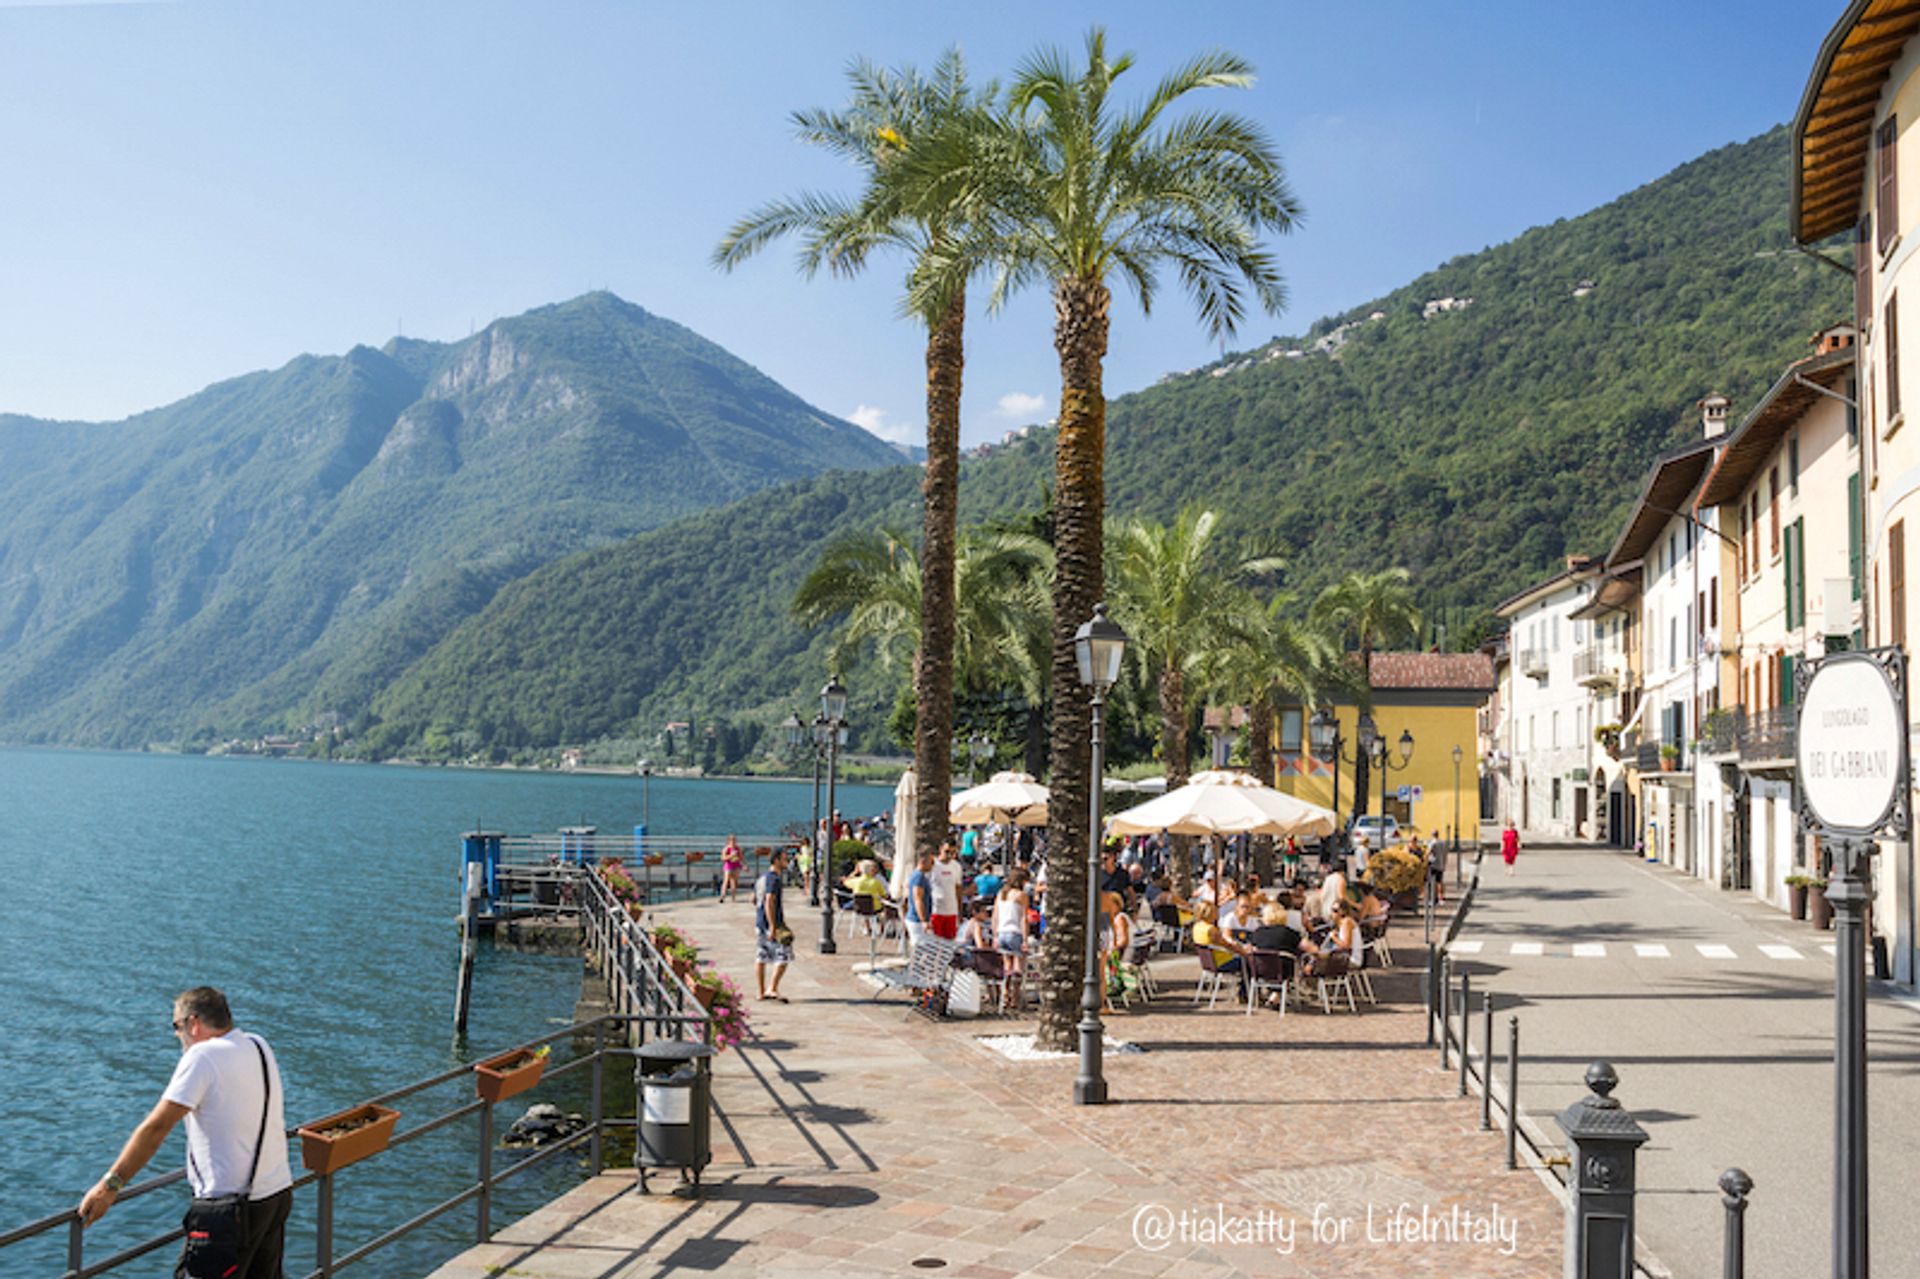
[1349,816,1402,850]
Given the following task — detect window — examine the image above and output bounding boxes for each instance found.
[1709,580,1718,628]
[1749,492,1761,570]
[1553,615,1561,651]
[1878,116,1899,256]
[1669,615,1677,670]
[1857,217,1874,337]
[1789,434,1800,495]
[1737,505,1749,582]
[1887,293,1902,422]
[1279,708,1302,753]
[1529,716,1536,751]
[1849,472,1864,601]
[1892,521,1908,649]
[1551,711,1559,748]
[1551,778,1562,821]
[1846,376,1859,447]
[1769,467,1781,557]
[1785,518,1806,630]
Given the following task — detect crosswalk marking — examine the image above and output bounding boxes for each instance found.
[1634,943,1671,958]
[1696,943,1738,959]
[1759,944,1803,961]
[1510,941,1544,956]
[1822,944,1838,956]
[1572,942,1607,958]
[1450,940,1484,954]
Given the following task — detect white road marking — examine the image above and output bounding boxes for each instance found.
[1759,944,1803,961]
[1822,944,1838,956]
[1696,943,1737,959]
[1633,943,1671,958]
[1510,942,1544,956]
[1451,940,1484,954]
[1572,942,1607,958]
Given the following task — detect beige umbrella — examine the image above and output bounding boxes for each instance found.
[889,768,917,899]
[1105,769,1337,838]
[949,771,1050,827]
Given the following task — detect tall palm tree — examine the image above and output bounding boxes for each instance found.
[715,52,993,893]
[792,527,1053,706]
[928,31,1298,1050]
[1204,596,1337,884]
[1108,508,1281,898]
[1310,568,1422,825]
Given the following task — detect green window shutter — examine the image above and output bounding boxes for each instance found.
[1784,521,1799,629]
[1783,653,1796,705]
[1795,518,1807,628]
[1849,473,1864,601]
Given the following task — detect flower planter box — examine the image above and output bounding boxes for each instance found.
[298,1104,399,1174]
[474,1048,545,1104]
[685,852,706,864]
[693,983,720,1011]
[1812,888,1834,931]
[1788,883,1809,921]
[642,854,664,867]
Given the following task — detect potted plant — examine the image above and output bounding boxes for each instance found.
[685,850,706,863]
[1594,722,1623,760]
[1811,879,1834,930]
[1659,743,1681,772]
[699,973,751,1051]
[691,968,724,1011]
[298,1104,400,1174]
[1785,873,1815,921]
[474,1044,549,1104]
[642,853,664,867]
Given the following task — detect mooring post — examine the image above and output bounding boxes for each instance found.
[454,860,482,1033]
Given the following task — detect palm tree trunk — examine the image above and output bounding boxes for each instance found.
[1037,276,1109,1053]
[913,292,965,873]
[1161,664,1194,900]
[1351,643,1373,825]
[1247,696,1275,884]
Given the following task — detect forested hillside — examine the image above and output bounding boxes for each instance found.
[361,126,1850,762]
[0,293,903,746]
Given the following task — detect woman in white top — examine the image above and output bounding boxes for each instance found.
[993,870,1030,1013]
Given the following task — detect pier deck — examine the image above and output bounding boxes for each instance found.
[427,898,1558,1278]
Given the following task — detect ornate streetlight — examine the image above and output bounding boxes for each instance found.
[1310,708,1378,829]
[1074,603,1127,1107]
[637,757,654,830]
[1372,725,1415,822]
[816,675,848,955]
[1452,744,1465,857]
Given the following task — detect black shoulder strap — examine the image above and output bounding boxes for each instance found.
[242,1035,269,1195]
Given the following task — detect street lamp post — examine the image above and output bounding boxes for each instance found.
[1074,604,1127,1107]
[1451,744,1464,861]
[1372,727,1415,823]
[637,758,654,830]
[817,675,848,955]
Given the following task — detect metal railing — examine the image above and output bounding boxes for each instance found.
[1572,647,1618,686]
[1518,647,1550,678]
[1635,736,1683,774]
[2,887,711,1279]
[1738,706,1797,765]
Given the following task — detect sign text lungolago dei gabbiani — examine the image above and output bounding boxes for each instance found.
[1796,649,1911,840]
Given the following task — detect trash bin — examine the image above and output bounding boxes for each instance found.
[634,1039,715,1195]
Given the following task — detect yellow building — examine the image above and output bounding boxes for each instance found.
[1270,652,1494,844]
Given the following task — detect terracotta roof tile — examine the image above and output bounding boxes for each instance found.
[1368,651,1496,692]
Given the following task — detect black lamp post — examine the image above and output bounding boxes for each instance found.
[1074,603,1127,1107]
[1310,707,1379,831]
[637,758,654,830]
[816,675,848,955]
[1372,726,1415,820]
[1451,744,1464,854]
[805,715,829,904]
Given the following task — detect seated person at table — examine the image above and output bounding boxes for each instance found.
[843,860,888,911]
[1191,901,1249,992]
[959,898,996,961]
[1248,901,1303,956]
[973,862,1004,904]
[1300,899,1359,960]
[1315,868,1348,921]
[1358,887,1391,926]
[1284,885,1309,934]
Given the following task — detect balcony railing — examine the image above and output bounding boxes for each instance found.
[1635,737,1684,774]
[1738,706,1797,766]
[1519,647,1550,678]
[1572,647,1619,688]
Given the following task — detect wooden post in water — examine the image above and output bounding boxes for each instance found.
[454,861,482,1033]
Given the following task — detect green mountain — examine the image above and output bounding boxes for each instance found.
[361,125,1850,762]
[0,292,904,746]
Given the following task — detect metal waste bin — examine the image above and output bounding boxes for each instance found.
[635,1039,714,1194]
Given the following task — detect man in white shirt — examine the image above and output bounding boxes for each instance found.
[929,840,964,940]
[79,987,293,1278]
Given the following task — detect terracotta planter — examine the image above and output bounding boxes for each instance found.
[1789,884,1809,921]
[625,902,645,921]
[1659,756,1678,773]
[693,983,720,1010]
[298,1104,399,1174]
[671,957,695,981]
[685,851,706,863]
[1812,887,1834,930]
[643,854,664,867]
[474,1048,546,1104]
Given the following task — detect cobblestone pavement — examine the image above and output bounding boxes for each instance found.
[427,895,1561,1279]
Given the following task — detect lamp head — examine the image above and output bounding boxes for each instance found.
[1308,708,1336,761]
[1074,603,1128,692]
[821,674,848,724]
[1398,729,1415,766]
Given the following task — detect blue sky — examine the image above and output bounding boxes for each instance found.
[0,1,1846,445]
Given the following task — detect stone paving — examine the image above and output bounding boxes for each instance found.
[427,894,1562,1279]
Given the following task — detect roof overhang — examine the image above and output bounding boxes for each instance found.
[1492,563,1600,618]
[1697,346,1856,507]
[1793,0,1920,243]
[1570,568,1643,620]
[1603,440,1718,569]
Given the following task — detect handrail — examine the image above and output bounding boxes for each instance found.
[4,889,714,1279]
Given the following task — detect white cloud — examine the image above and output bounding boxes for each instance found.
[995,391,1046,420]
[848,404,912,445]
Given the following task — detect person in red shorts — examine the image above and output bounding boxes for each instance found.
[929,839,963,939]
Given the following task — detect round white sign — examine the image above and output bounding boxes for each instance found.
[1797,656,1905,834]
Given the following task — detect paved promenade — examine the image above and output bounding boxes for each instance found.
[429,893,1561,1279]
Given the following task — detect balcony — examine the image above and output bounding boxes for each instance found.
[1635,737,1684,775]
[1738,707,1797,770]
[1519,647,1550,679]
[1699,707,1740,756]
[1572,646,1619,688]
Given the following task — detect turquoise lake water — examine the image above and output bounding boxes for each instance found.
[0,747,890,1277]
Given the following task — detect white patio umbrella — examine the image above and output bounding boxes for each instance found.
[890,768,917,899]
[1105,769,1337,838]
[949,771,1050,826]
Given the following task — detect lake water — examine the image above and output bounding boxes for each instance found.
[0,748,889,1277]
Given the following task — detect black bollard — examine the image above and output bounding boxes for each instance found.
[1458,971,1472,1097]
[1439,955,1452,1067]
[1719,1167,1752,1279]
[1481,991,1494,1130]
[1425,943,1438,1046]
[1506,1015,1520,1171]
[1555,1062,1650,1279]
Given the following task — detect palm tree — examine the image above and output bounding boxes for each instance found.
[1204,596,1337,884]
[931,31,1298,1050]
[1107,508,1281,899]
[792,527,1052,706]
[1310,568,1422,825]
[715,52,993,898]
